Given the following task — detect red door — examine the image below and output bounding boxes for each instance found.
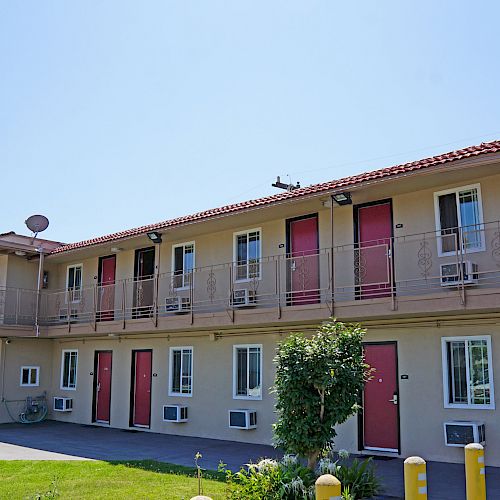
[132,350,152,427]
[289,216,320,305]
[95,351,112,423]
[357,202,393,299]
[363,343,399,451]
[98,255,116,321]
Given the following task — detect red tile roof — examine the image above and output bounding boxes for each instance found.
[50,140,500,254]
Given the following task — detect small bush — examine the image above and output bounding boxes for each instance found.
[318,451,380,499]
[224,451,380,500]
[224,455,315,499]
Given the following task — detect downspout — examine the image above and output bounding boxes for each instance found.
[153,240,161,327]
[34,247,45,337]
[330,196,335,313]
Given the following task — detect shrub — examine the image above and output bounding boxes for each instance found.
[224,455,315,499]
[273,319,369,469]
[224,452,380,500]
[318,451,380,499]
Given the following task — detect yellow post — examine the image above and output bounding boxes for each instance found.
[465,443,486,500]
[404,456,427,500]
[315,474,341,500]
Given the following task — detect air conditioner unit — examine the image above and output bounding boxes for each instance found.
[229,409,257,429]
[231,289,257,307]
[163,405,188,422]
[440,261,478,287]
[53,397,73,412]
[444,421,485,447]
[165,296,191,313]
[59,308,78,321]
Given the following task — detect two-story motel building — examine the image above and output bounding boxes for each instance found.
[1,140,500,465]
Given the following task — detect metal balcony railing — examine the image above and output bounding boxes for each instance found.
[2,221,500,329]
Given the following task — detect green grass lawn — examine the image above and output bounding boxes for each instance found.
[0,460,227,499]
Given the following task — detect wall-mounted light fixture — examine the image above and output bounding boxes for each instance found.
[147,231,162,244]
[331,192,352,206]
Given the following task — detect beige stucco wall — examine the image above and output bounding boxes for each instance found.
[44,172,500,312]
[5,255,38,290]
[49,332,279,445]
[30,319,499,466]
[0,338,53,424]
[334,322,500,465]
[0,255,8,289]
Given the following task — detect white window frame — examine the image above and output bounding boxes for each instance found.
[20,366,40,387]
[60,349,78,391]
[441,335,495,410]
[66,264,83,303]
[168,346,193,397]
[433,183,485,257]
[233,228,262,283]
[171,242,195,290]
[232,344,263,400]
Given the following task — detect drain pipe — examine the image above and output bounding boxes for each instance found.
[34,247,45,337]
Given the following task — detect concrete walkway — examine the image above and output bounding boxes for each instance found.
[0,421,499,499]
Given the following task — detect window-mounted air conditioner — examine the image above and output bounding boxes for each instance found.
[163,405,188,422]
[54,397,73,412]
[165,297,191,313]
[231,289,257,307]
[229,409,257,429]
[444,421,485,447]
[440,261,478,287]
[59,308,78,321]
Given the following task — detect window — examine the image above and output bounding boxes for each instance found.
[60,350,78,390]
[169,347,193,396]
[66,264,83,302]
[20,366,39,387]
[441,336,494,409]
[172,243,195,289]
[233,344,262,399]
[234,229,261,281]
[434,184,484,255]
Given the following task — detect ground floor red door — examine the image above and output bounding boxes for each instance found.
[131,350,152,427]
[356,201,393,299]
[363,343,399,452]
[287,215,320,305]
[94,351,112,423]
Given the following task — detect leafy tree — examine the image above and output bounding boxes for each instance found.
[273,319,369,469]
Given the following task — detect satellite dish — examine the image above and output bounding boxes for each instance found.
[25,214,49,238]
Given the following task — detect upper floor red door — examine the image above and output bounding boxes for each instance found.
[98,256,116,321]
[356,202,393,298]
[288,216,320,305]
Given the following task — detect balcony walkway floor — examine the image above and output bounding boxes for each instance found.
[0,420,499,499]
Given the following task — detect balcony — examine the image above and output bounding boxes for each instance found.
[2,221,500,335]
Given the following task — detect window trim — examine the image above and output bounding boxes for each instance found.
[232,344,263,401]
[433,183,485,257]
[171,242,195,291]
[233,228,262,283]
[441,335,495,410]
[168,346,193,397]
[65,264,83,303]
[20,366,40,387]
[60,349,78,391]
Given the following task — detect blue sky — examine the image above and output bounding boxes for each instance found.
[1,1,499,243]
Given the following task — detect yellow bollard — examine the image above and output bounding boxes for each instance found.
[465,443,486,500]
[404,456,427,499]
[315,474,341,500]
